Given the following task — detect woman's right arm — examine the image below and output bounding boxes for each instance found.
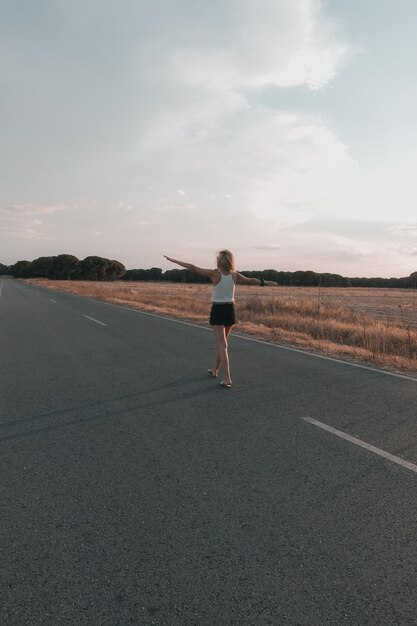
[163,255,217,280]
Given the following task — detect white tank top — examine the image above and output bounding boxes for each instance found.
[211,272,235,303]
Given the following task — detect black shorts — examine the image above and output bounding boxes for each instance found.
[209,302,237,327]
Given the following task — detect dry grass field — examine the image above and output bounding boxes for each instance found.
[27,279,417,375]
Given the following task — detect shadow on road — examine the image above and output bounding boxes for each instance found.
[0,376,223,443]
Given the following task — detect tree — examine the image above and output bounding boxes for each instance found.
[50,254,80,280]
[79,256,109,280]
[122,269,148,281]
[105,259,126,281]
[29,256,56,278]
[9,260,32,278]
[408,271,417,289]
[79,256,126,281]
[149,267,163,281]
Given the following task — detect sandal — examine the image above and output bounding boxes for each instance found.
[208,369,218,378]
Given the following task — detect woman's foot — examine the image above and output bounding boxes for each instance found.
[220,379,232,388]
[208,368,218,378]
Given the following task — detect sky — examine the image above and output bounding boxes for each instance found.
[2,0,417,277]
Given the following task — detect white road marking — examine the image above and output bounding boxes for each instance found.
[83,314,107,326]
[303,417,417,475]
[49,299,57,303]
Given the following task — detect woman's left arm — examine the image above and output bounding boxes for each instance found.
[235,272,278,286]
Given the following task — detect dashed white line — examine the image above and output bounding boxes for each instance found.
[83,314,107,326]
[303,416,417,475]
[49,299,57,303]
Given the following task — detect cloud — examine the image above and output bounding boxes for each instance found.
[154,202,196,212]
[285,216,395,240]
[0,226,51,240]
[388,223,417,237]
[1,1,359,269]
[164,0,347,91]
[1,204,64,216]
[113,202,134,212]
[121,2,352,222]
[256,217,417,276]
[253,244,282,250]
[0,203,66,244]
[2,2,350,200]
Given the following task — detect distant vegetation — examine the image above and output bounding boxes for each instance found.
[2,255,417,288]
[1,255,126,281]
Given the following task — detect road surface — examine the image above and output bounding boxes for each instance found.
[1,277,417,625]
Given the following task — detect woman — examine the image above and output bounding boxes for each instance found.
[164,250,278,388]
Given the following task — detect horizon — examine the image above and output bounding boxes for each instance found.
[3,252,417,281]
[2,1,417,276]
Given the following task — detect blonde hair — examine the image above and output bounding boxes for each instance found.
[216,249,235,272]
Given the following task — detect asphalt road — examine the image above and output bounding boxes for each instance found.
[1,276,417,625]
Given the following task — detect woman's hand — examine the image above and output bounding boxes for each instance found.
[163,255,175,263]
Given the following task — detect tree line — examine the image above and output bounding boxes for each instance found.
[121,267,417,288]
[2,255,417,288]
[1,255,126,281]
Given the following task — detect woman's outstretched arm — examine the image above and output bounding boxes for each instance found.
[235,272,278,286]
[163,255,217,279]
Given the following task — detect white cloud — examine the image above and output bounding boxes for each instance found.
[108,1,354,243]
[165,0,346,91]
[154,202,196,212]
[0,226,51,240]
[1,1,363,271]
[253,244,282,250]
[2,204,63,216]
[113,202,134,212]
[388,224,417,237]
[334,154,417,225]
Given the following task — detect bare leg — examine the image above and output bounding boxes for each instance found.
[212,346,221,376]
[210,325,233,376]
[213,325,232,385]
